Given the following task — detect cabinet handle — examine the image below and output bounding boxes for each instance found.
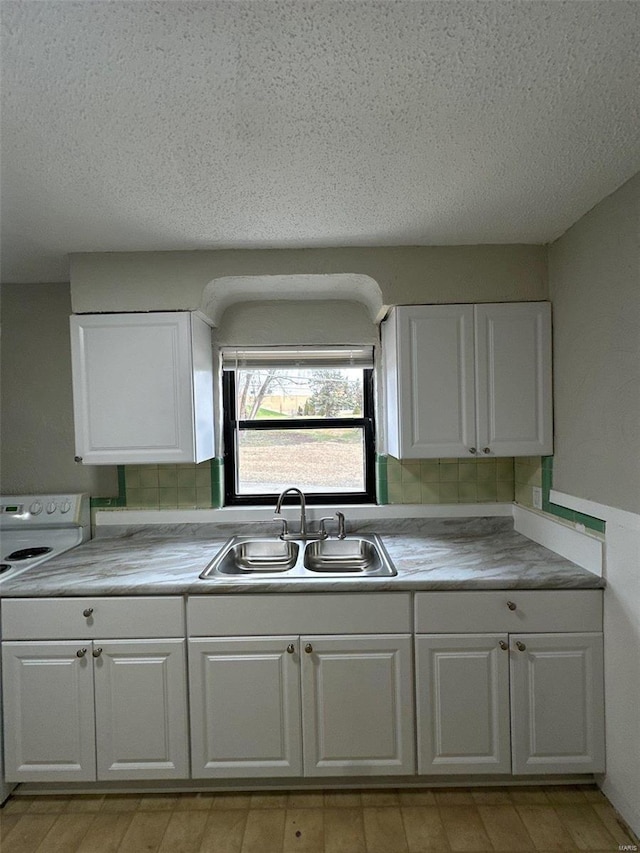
[515,641,527,651]
[469,447,477,455]
[506,601,517,611]
[304,643,313,654]
[76,648,87,658]
[483,447,491,455]
[499,640,508,650]
[92,647,103,658]
[286,644,295,654]
[83,608,94,618]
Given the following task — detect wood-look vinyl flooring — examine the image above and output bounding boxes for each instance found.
[1,785,637,853]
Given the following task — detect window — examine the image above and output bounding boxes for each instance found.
[222,346,375,505]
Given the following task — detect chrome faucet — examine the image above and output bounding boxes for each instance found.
[274,487,307,540]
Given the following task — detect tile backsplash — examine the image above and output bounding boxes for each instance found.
[124,462,216,509]
[379,455,516,504]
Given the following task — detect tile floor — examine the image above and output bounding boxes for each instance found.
[1,785,637,853]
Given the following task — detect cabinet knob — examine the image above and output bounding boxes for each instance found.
[83,608,94,618]
[483,447,491,455]
[76,648,87,658]
[506,601,517,611]
[74,456,83,463]
[92,647,103,658]
[304,643,313,654]
[286,644,295,654]
[515,641,527,651]
[468,447,477,454]
[499,640,508,651]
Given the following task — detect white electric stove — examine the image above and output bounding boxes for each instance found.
[0,493,90,579]
[0,493,91,803]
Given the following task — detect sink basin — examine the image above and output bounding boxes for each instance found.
[201,538,299,576]
[200,534,396,580]
[303,538,392,574]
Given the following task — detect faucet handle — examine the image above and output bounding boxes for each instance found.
[316,517,333,539]
[335,511,346,539]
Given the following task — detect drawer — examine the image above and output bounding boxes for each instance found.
[188,593,412,636]
[1,596,185,640]
[414,590,602,633]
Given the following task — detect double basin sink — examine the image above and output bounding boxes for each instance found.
[200,533,396,580]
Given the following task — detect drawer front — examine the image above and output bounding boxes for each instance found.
[1,597,185,640]
[415,590,602,633]
[188,593,412,636]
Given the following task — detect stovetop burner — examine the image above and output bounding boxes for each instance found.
[5,547,53,561]
[0,563,11,574]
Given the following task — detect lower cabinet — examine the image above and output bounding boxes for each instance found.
[189,634,415,778]
[416,632,605,775]
[2,639,189,782]
[1,596,189,784]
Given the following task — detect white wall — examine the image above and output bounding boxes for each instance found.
[549,172,640,836]
[69,244,548,314]
[0,283,118,496]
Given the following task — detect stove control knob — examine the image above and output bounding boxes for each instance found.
[46,501,57,514]
[61,500,72,514]
[30,501,43,515]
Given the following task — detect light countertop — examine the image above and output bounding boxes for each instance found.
[0,518,604,597]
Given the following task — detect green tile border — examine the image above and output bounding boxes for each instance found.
[375,453,388,505]
[541,456,605,533]
[210,457,224,509]
[90,466,127,508]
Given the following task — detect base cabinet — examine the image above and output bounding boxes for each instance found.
[2,637,189,782]
[189,634,414,778]
[189,637,302,778]
[416,632,605,776]
[510,633,605,774]
[415,634,511,774]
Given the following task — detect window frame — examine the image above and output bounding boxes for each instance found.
[222,367,376,506]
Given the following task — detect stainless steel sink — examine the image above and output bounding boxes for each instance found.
[200,534,396,579]
[303,538,391,574]
[201,538,299,576]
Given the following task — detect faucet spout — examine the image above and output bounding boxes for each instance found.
[274,487,307,539]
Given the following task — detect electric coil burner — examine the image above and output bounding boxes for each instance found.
[0,494,90,579]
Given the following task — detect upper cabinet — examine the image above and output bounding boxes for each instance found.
[382,302,552,458]
[70,312,214,465]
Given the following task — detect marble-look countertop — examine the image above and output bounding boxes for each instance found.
[0,518,604,596]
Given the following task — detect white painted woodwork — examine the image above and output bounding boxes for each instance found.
[383,305,476,458]
[2,597,185,641]
[187,593,412,637]
[382,302,553,458]
[189,637,302,777]
[510,633,605,774]
[415,634,511,774]
[475,302,553,455]
[414,590,603,634]
[301,634,414,776]
[70,312,214,464]
[2,642,96,782]
[94,640,189,780]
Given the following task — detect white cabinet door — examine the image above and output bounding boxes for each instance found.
[2,641,96,782]
[70,312,214,464]
[94,640,189,781]
[382,302,552,459]
[510,633,605,774]
[301,634,414,776]
[383,305,476,458]
[415,634,511,774]
[189,637,302,778]
[475,302,552,456]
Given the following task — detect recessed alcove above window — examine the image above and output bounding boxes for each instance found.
[199,273,386,329]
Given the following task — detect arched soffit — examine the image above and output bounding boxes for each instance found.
[199,274,386,327]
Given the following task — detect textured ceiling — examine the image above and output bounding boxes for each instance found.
[1,0,639,283]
